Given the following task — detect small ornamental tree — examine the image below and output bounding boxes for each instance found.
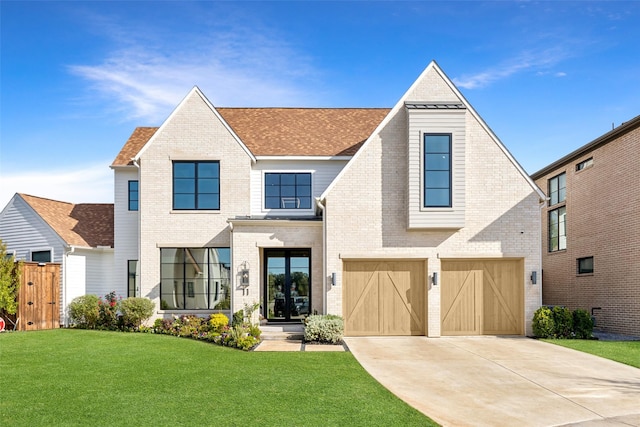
[0,240,22,319]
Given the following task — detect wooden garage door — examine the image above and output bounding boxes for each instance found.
[441,259,523,335]
[343,260,426,336]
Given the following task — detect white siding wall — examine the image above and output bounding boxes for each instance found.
[407,108,466,228]
[250,159,347,217]
[0,195,67,324]
[113,168,140,296]
[63,254,86,326]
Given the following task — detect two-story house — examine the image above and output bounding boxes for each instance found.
[111,61,545,336]
[532,115,640,336]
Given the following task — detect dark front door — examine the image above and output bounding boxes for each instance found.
[265,249,310,321]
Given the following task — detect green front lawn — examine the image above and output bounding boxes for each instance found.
[0,330,435,426]
[543,339,640,368]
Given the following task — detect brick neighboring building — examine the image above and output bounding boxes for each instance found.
[532,114,640,336]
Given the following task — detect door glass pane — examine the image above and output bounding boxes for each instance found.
[289,255,310,320]
[267,255,286,320]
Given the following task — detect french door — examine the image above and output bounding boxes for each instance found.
[264,249,311,321]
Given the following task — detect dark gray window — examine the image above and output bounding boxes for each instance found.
[128,181,139,211]
[548,206,566,252]
[549,172,566,205]
[265,173,312,209]
[160,248,230,310]
[173,161,220,210]
[128,260,138,297]
[31,250,51,263]
[424,134,452,208]
[577,257,594,274]
[575,158,593,171]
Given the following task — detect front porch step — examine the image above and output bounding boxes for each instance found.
[260,323,304,341]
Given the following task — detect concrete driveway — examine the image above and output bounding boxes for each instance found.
[344,336,640,427]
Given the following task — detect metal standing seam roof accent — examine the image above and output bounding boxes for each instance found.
[405,102,466,109]
[111,108,390,166]
[18,194,114,248]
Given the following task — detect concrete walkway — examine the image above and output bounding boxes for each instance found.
[344,336,640,427]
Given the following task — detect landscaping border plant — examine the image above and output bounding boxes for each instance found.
[532,306,594,339]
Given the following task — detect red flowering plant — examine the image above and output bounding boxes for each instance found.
[98,291,122,330]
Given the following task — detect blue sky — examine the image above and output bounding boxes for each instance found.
[2,1,640,208]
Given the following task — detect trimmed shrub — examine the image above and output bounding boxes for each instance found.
[119,297,155,329]
[573,308,594,339]
[552,306,573,338]
[532,306,555,338]
[69,295,100,329]
[304,315,344,344]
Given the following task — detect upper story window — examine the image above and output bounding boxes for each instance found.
[424,134,452,208]
[575,157,593,171]
[173,161,220,210]
[265,173,312,209]
[31,250,52,263]
[128,181,139,211]
[548,172,566,206]
[548,206,566,252]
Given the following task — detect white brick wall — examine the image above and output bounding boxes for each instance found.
[138,90,252,318]
[324,66,542,336]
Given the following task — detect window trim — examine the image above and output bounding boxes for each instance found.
[128,180,139,211]
[172,161,221,211]
[577,256,594,275]
[262,171,314,212]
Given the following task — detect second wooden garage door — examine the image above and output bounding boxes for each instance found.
[343,260,426,336]
[441,259,524,335]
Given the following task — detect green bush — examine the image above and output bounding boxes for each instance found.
[98,291,121,330]
[552,306,573,338]
[532,306,555,338]
[69,295,100,329]
[532,306,594,339]
[119,297,155,329]
[304,315,344,344]
[573,308,594,339]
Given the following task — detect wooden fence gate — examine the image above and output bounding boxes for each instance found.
[18,262,61,331]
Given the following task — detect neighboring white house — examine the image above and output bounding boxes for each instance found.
[0,193,114,325]
[111,61,545,336]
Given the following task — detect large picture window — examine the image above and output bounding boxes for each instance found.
[160,248,230,310]
[424,134,452,208]
[548,172,566,206]
[265,173,312,209]
[173,161,220,210]
[549,206,566,252]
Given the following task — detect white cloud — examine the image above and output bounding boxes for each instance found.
[0,162,113,210]
[68,20,320,123]
[453,47,569,89]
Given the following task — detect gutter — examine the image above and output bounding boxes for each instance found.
[315,197,327,315]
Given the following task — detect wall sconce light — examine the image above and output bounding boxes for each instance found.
[432,272,438,286]
[238,261,250,288]
[331,272,336,286]
[531,271,537,285]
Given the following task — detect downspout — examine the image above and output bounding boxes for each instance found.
[63,245,76,327]
[315,197,327,315]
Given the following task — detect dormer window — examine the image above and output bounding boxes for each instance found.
[265,173,312,210]
[424,134,452,208]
